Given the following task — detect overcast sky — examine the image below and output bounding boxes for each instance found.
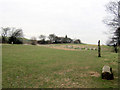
[0,0,111,44]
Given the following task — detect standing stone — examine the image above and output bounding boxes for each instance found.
[102,65,114,80]
[98,40,101,57]
[113,43,117,53]
[85,48,88,50]
[93,48,96,50]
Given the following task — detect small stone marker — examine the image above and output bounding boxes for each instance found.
[93,48,95,50]
[94,48,97,50]
[85,48,88,50]
[102,65,114,80]
[67,45,72,48]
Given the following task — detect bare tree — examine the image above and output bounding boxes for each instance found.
[48,34,56,43]
[39,35,46,41]
[103,0,120,46]
[1,27,10,43]
[10,28,23,38]
[31,37,37,45]
[103,0,119,30]
[8,28,23,44]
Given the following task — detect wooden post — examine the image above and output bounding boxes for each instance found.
[98,40,101,57]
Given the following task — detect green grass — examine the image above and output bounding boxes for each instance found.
[2,44,118,88]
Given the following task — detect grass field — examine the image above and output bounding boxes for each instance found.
[2,44,118,88]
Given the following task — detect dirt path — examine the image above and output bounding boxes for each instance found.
[37,44,97,51]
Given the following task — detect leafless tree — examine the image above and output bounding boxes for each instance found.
[39,35,46,41]
[1,27,10,43]
[8,28,23,44]
[48,34,56,43]
[103,0,120,46]
[103,0,119,30]
[31,37,37,45]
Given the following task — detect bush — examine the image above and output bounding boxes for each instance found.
[8,37,23,44]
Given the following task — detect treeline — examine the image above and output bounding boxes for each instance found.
[0,27,82,45]
[31,34,81,45]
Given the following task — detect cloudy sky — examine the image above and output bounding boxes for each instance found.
[0,0,111,44]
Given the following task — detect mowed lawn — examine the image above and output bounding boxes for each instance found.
[2,44,118,88]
